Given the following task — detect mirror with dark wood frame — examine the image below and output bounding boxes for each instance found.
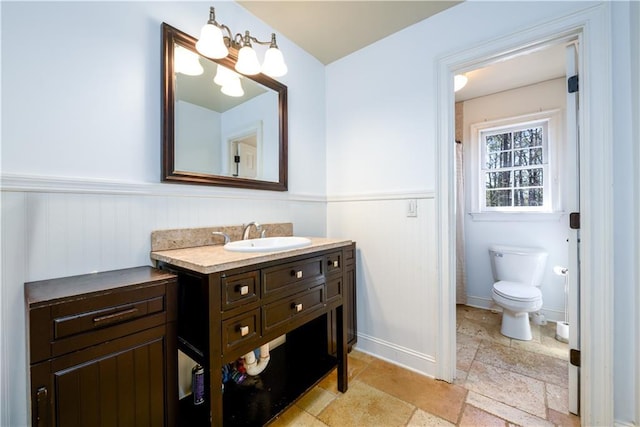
[162,23,288,191]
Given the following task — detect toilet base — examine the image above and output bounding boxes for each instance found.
[500,309,533,341]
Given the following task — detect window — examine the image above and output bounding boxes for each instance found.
[479,120,550,212]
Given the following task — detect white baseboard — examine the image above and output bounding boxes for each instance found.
[354,333,437,379]
[464,295,566,323]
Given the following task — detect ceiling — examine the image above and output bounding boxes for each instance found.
[455,43,567,101]
[238,1,461,65]
[238,1,567,101]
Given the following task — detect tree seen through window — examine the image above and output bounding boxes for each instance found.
[483,125,545,209]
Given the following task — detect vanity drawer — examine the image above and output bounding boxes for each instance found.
[222,308,261,354]
[53,296,164,340]
[26,268,176,364]
[262,285,325,333]
[325,251,343,276]
[221,271,259,311]
[262,257,324,300]
[326,277,343,304]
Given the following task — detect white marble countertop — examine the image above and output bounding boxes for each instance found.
[150,237,352,274]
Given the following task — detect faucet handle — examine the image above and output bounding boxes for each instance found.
[212,231,230,244]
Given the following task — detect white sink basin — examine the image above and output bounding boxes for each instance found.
[223,236,312,253]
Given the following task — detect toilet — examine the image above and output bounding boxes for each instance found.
[489,245,548,341]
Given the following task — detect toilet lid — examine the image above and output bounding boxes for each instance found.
[493,281,541,302]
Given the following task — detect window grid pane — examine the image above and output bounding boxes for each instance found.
[514,168,543,187]
[485,171,512,189]
[514,188,544,207]
[486,133,512,152]
[486,189,512,207]
[513,127,543,148]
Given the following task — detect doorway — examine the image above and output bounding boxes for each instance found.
[435,6,615,424]
[453,40,578,421]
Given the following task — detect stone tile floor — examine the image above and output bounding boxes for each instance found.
[271,305,580,426]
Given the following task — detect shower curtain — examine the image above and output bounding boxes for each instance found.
[456,142,467,304]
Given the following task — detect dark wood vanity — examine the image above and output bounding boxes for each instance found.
[26,237,356,426]
[25,266,178,427]
[155,241,355,426]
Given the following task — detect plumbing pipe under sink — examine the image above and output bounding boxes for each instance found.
[243,344,270,376]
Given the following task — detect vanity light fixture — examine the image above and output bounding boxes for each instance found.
[196,6,288,78]
[454,74,468,92]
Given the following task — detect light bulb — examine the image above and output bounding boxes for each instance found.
[235,46,261,75]
[454,74,468,92]
[261,47,288,77]
[221,77,244,97]
[196,23,228,59]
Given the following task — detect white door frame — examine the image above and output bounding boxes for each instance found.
[435,3,613,426]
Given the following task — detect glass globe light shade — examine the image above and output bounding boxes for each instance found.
[214,64,238,86]
[196,24,228,59]
[235,46,261,75]
[261,47,288,77]
[174,46,203,76]
[454,74,468,92]
[221,77,244,97]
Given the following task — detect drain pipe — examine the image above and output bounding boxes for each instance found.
[243,344,270,376]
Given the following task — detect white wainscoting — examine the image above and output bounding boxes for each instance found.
[0,174,327,427]
[327,193,439,378]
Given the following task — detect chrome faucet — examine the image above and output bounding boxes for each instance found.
[211,231,230,244]
[242,222,262,240]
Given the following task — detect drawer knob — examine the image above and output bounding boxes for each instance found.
[332,260,339,267]
[293,303,303,313]
[238,285,249,296]
[291,270,303,279]
[239,325,249,336]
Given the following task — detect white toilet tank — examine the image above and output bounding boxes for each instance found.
[489,245,548,287]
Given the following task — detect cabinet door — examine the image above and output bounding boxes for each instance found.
[31,326,169,427]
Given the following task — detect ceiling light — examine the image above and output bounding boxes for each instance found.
[196,6,287,78]
[454,74,468,92]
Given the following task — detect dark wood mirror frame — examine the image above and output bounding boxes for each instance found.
[162,23,288,191]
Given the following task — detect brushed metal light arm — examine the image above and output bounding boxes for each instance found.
[207,7,279,51]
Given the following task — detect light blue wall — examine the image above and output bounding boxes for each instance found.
[326,1,637,424]
[0,2,327,425]
[1,1,326,195]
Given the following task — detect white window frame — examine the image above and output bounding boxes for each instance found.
[469,109,562,215]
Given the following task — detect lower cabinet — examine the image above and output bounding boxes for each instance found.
[26,266,177,427]
[160,245,352,426]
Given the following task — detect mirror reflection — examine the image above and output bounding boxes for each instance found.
[162,23,288,191]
